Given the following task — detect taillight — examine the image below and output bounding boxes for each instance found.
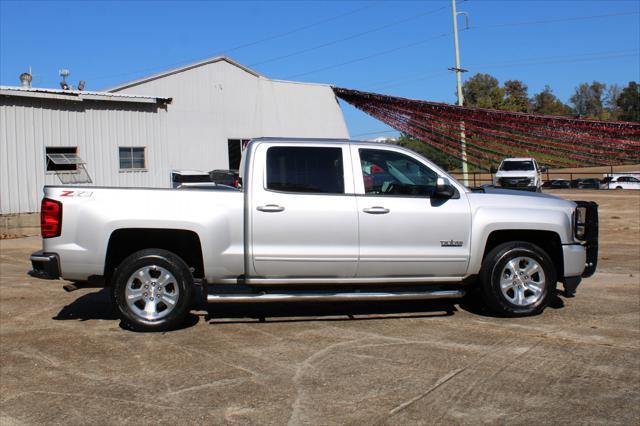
[41,198,62,238]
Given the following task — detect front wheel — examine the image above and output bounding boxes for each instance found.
[479,241,556,317]
[111,249,194,331]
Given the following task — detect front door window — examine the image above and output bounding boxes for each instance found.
[360,149,437,197]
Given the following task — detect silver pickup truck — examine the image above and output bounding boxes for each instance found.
[30,138,598,331]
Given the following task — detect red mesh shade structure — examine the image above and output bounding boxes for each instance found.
[333,87,640,170]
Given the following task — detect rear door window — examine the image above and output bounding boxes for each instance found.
[266,147,344,194]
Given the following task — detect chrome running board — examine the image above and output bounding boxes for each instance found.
[206,289,465,303]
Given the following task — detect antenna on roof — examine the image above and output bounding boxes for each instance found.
[19,72,33,88]
[59,69,70,90]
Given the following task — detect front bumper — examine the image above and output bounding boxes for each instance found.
[562,244,587,277]
[576,201,598,278]
[562,201,599,296]
[29,251,61,280]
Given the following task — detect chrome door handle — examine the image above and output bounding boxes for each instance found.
[257,204,285,212]
[362,206,390,214]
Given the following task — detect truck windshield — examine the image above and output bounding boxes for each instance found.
[500,161,534,171]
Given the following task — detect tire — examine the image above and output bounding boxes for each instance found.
[479,241,556,317]
[615,186,623,190]
[111,249,194,332]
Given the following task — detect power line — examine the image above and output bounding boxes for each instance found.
[88,1,380,83]
[248,3,449,68]
[285,30,461,80]
[368,71,451,90]
[86,7,639,88]
[472,10,640,30]
[476,52,639,71]
[351,129,399,138]
[468,48,640,68]
[363,48,640,91]
[284,10,638,82]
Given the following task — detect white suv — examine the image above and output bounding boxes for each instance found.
[494,158,543,192]
[600,176,640,190]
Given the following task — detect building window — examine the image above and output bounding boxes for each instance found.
[266,146,344,194]
[227,139,249,170]
[119,147,146,170]
[45,147,78,172]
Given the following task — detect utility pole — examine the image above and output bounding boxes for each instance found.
[450,0,469,186]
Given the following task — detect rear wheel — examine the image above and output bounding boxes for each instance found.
[480,241,556,316]
[111,249,194,331]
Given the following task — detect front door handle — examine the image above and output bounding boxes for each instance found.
[362,206,390,214]
[257,204,285,213]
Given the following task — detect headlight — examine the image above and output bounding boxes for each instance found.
[574,206,587,239]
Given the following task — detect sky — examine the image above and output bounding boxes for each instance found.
[1,0,638,138]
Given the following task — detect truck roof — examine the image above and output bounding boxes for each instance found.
[249,137,391,147]
[171,170,209,175]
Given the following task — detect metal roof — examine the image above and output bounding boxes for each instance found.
[107,56,263,92]
[0,86,171,104]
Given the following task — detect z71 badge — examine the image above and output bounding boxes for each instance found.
[440,240,463,247]
[60,190,93,197]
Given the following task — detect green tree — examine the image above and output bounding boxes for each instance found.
[502,80,530,112]
[462,73,505,109]
[530,85,572,116]
[605,84,622,120]
[570,81,607,119]
[393,134,460,171]
[616,81,640,122]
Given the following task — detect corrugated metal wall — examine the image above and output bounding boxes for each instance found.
[114,60,350,173]
[0,97,169,214]
[1,59,350,215]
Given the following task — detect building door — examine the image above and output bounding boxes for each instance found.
[227,139,249,170]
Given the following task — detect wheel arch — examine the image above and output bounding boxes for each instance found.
[481,230,563,279]
[104,228,204,284]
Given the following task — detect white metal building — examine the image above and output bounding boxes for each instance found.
[0,56,349,215]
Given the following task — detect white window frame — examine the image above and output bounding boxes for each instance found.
[45,146,79,173]
[119,146,147,172]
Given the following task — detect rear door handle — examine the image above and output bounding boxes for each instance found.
[362,206,390,214]
[257,204,285,213]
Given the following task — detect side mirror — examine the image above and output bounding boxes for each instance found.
[435,177,455,198]
[540,166,548,173]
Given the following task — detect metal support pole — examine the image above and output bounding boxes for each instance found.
[451,0,468,186]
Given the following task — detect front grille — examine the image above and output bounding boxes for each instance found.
[499,177,532,187]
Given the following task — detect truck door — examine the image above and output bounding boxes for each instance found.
[353,146,471,278]
[249,143,358,278]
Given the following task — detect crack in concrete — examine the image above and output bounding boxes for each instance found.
[386,336,512,419]
[1,390,184,410]
[287,337,368,426]
[163,377,247,397]
[388,367,465,416]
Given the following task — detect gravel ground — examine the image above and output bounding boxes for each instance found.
[0,190,638,425]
